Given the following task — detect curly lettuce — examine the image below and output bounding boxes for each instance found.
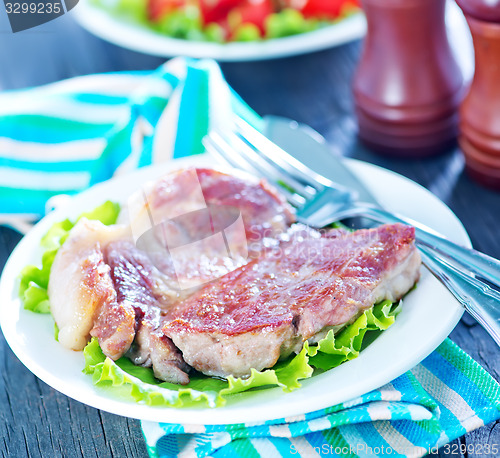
[18,201,121,314]
[82,300,400,408]
[307,300,401,371]
[83,337,313,408]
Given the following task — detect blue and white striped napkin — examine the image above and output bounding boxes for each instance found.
[142,339,500,458]
[0,57,258,218]
[2,58,499,458]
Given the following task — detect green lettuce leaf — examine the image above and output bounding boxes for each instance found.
[90,0,148,25]
[307,300,401,371]
[19,201,121,313]
[83,337,312,408]
[82,300,401,408]
[265,9,319,39]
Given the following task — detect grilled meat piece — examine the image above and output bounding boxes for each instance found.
[49,167,295,384]
[94,240,190,383]
[164,223,421,379]
[48,218,128,351]
[123,167,295,259]
[130,322,190,385]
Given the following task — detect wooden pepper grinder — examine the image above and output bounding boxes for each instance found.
[353,0,464,158]
[456,0,500,189]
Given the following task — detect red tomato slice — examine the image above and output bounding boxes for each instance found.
[199,0,243,24]
[228,0,275,35]
[148,0,187,21]
[297,0,360,20]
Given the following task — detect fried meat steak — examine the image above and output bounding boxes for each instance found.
[48,167,295,384]
[124,167,295,259]
[163,223,421,380]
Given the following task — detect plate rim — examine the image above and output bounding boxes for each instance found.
[0,156,468,425]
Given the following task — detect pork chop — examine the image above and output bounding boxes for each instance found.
[48,218,129,351]
[163,223,421,379]
[50,222,193,383]
[95,240,190,384]
[123,167,295,261]
[49,167,296,384]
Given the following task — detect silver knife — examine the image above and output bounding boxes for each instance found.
[263,116,377,206]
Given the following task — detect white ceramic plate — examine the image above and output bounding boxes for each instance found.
[72,1,471,63]
[0,155,468,425]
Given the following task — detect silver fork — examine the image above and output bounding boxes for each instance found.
[203,118,500,346]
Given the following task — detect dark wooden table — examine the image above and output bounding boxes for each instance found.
[1,10,499,458]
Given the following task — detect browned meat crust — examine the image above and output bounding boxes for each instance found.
[163,223,421,379]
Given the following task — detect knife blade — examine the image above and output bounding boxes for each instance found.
[262,115,378,206]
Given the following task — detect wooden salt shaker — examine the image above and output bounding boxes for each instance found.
[353,0,464,158]
[456,0,500,189]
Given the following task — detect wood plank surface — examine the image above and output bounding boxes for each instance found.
[0,10,498,458]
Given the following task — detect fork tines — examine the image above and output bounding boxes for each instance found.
[204,117,332,209]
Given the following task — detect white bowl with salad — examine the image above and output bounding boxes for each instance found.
[73,0,366,60]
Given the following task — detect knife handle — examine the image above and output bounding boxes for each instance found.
[419,246,500,346]
[346,204,500,345]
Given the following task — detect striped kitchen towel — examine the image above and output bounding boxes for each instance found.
[0,57,259,219]
[141,339,500,458]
